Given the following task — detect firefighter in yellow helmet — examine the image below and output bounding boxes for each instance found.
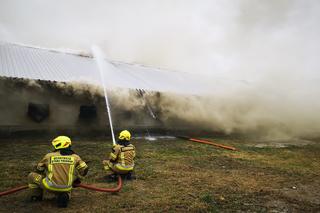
[27,136,88,208]
[102,130,136,180]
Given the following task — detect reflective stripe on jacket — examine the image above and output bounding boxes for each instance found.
[37,151,88,191]
[109,144,135,168]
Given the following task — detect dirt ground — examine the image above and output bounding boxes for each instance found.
[0,136,319,212]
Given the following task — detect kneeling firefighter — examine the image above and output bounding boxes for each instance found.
[28,136,88,208]
[103,130,136,178]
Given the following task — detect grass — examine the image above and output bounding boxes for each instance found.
[0,137,320,212]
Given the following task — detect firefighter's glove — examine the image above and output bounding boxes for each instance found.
[33,164,45,173]
[73,178,81,188]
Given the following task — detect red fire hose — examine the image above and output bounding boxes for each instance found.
[178,136,236,151]
[75,175,122,192]
[0,185,28,197]
[0,176,122,197]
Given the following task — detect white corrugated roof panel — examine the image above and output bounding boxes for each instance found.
[0,42,210,94]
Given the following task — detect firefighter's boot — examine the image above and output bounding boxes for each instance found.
[120,172,132,180]
[57,192,69,208]
[28,172,43,202]
[29,189,43,202]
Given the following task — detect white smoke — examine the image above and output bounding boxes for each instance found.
[0,0,320,138]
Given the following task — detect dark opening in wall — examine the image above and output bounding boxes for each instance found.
[79,105,97,121]
[123,110,132,119]
[27,103,50,122]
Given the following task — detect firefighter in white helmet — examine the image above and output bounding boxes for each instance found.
[102,130,136,180]
[28,136,88,208]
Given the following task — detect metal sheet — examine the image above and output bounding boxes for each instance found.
[0,42,209,94]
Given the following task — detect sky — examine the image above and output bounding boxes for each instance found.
[0,0,319,81]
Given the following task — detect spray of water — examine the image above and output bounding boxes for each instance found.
[91,45,116,145]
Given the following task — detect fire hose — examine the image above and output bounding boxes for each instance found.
[75,176,122,192]
[0,185,28,197]
[178,136,236,151]
[0,176,122,197]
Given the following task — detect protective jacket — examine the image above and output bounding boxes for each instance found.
[107,143,136,173]
[36,151,88,192]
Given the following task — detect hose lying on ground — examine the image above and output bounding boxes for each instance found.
[0,185,28,197]
[74,176,123,192]
[0,176,122,197]
[177,136,236,151]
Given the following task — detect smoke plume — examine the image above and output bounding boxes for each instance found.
[0,1,320,138]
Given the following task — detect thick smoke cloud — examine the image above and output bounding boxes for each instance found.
[0,0,320,138]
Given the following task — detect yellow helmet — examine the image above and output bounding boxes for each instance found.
[52,136,72,150]
[118,130,131,141]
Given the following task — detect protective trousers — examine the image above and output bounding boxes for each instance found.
[103,160,133,175]
[27,172,71,198]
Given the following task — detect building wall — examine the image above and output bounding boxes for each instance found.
[0,77,167,139]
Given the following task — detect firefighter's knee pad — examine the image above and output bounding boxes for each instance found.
[28,172,43,185]
[104,163,111,171]
[104,160,114,171]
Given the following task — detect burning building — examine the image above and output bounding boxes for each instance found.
[0,42,207,139]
